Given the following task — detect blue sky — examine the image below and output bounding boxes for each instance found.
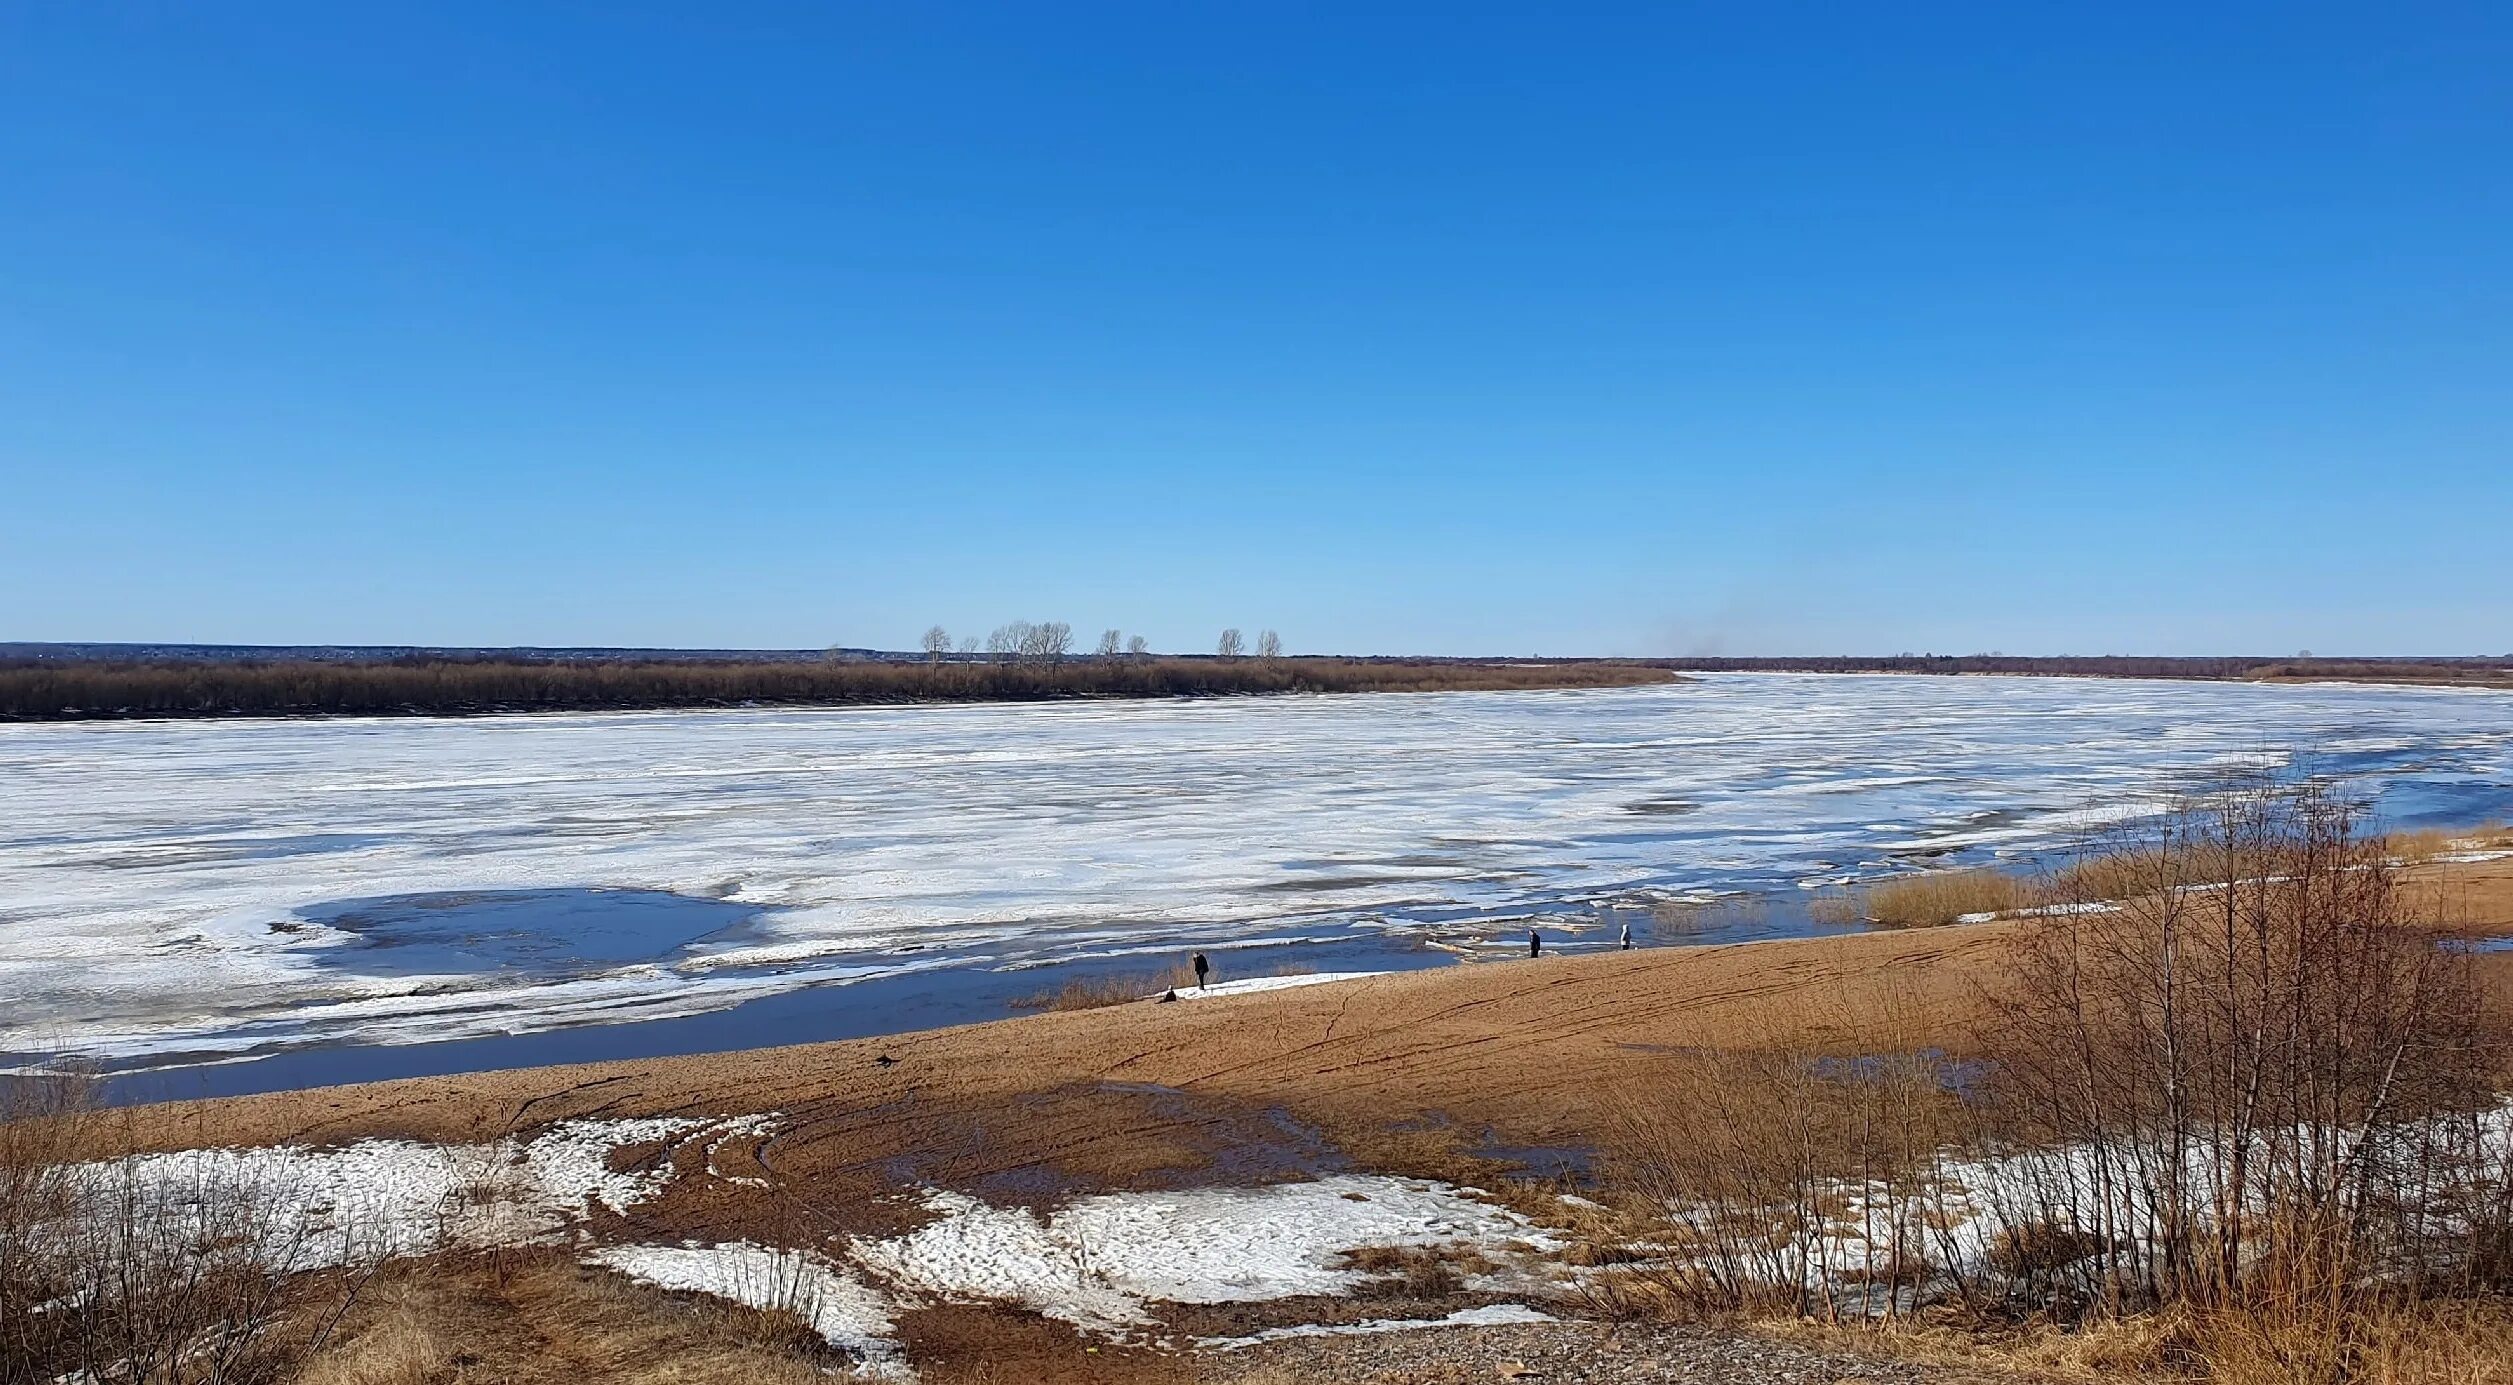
[3,4,2507,656]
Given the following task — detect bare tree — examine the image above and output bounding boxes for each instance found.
[1013,621,1071,664]
[921,626,952,662]
[1217,628,1244,659]
[1256,629,1282,659]
[986,623,1025,663]
[1096,629,1123,657]
[1126,635,1150,657]
[958,635,979,656]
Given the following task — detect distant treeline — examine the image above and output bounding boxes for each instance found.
[0,656,1678,721]
[1638,655,2513,685]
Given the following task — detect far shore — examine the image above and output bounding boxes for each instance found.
[0,655,1683,723]
[5,649,2508,723]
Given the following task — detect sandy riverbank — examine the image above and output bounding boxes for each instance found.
[129,855,2513,1191]
[51,853,2512,1383]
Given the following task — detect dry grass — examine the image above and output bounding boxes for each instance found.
[1009,958,1322,1011]
[1333,1243,1492,1299]
[1858,868,2031,927]
[1654,895,1776,932]
[2390,823,2513,865]
[2048,841,2247,902]
[1010,963,1197,1012]
[1794,1300,2513,1385]
[1805,890,1866,926]
[291,1301,452,1385]
[296,1250,853,1385]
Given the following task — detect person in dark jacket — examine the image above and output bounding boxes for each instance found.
[1528,929,1541,958]
[1192,951,1211,989]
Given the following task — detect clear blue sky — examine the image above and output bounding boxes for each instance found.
[3,4,2507,656]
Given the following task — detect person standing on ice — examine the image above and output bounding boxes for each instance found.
[1619,922,1633,949]
[1192,951,1211,989]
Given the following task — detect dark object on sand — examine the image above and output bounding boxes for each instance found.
[1160,989,1179,1003]
[1192,951,1211,989]
[1528,929,1541,958]
[874,1054,896,1067]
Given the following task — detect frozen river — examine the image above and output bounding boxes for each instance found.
[5,673,2511,1078]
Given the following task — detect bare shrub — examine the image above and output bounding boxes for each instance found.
[1609,1032,1962,1321]
[1969,784,2505,1323]
[1604,785,2511,1369]
[1,1067,372,1385]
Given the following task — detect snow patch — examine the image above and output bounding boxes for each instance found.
[852,1175,1560,1335]
[587,1241,909,1379]
[77,1115,780,1269]
[1162,972,1388,1001]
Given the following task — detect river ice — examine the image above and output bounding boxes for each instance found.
[4,674,2509,1069]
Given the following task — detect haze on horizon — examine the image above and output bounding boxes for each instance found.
[3,5,2507,658]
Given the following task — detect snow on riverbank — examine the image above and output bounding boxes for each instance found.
[587,1242,909,1379]
[854,1175,1564,1332]
[69,1121,1572,1373]
[79,1114,778,1268]
[1162,972,1388,1000]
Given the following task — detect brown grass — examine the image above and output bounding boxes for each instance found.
[1009,959,1329,1011]
[1778,1299,2513,1385]
[296,1250,853,1385]
[1011,964,1199,1012]
[290,1301,451,1385]
[2389,823,2513,865]
[1332,1243,1492,1299]
[1858,867,2031,927]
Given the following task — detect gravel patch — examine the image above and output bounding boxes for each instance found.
[1203,1319,2001,1383]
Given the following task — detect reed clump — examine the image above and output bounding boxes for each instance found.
[1856,868,2031,927]
[1010,964,1199,1012]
